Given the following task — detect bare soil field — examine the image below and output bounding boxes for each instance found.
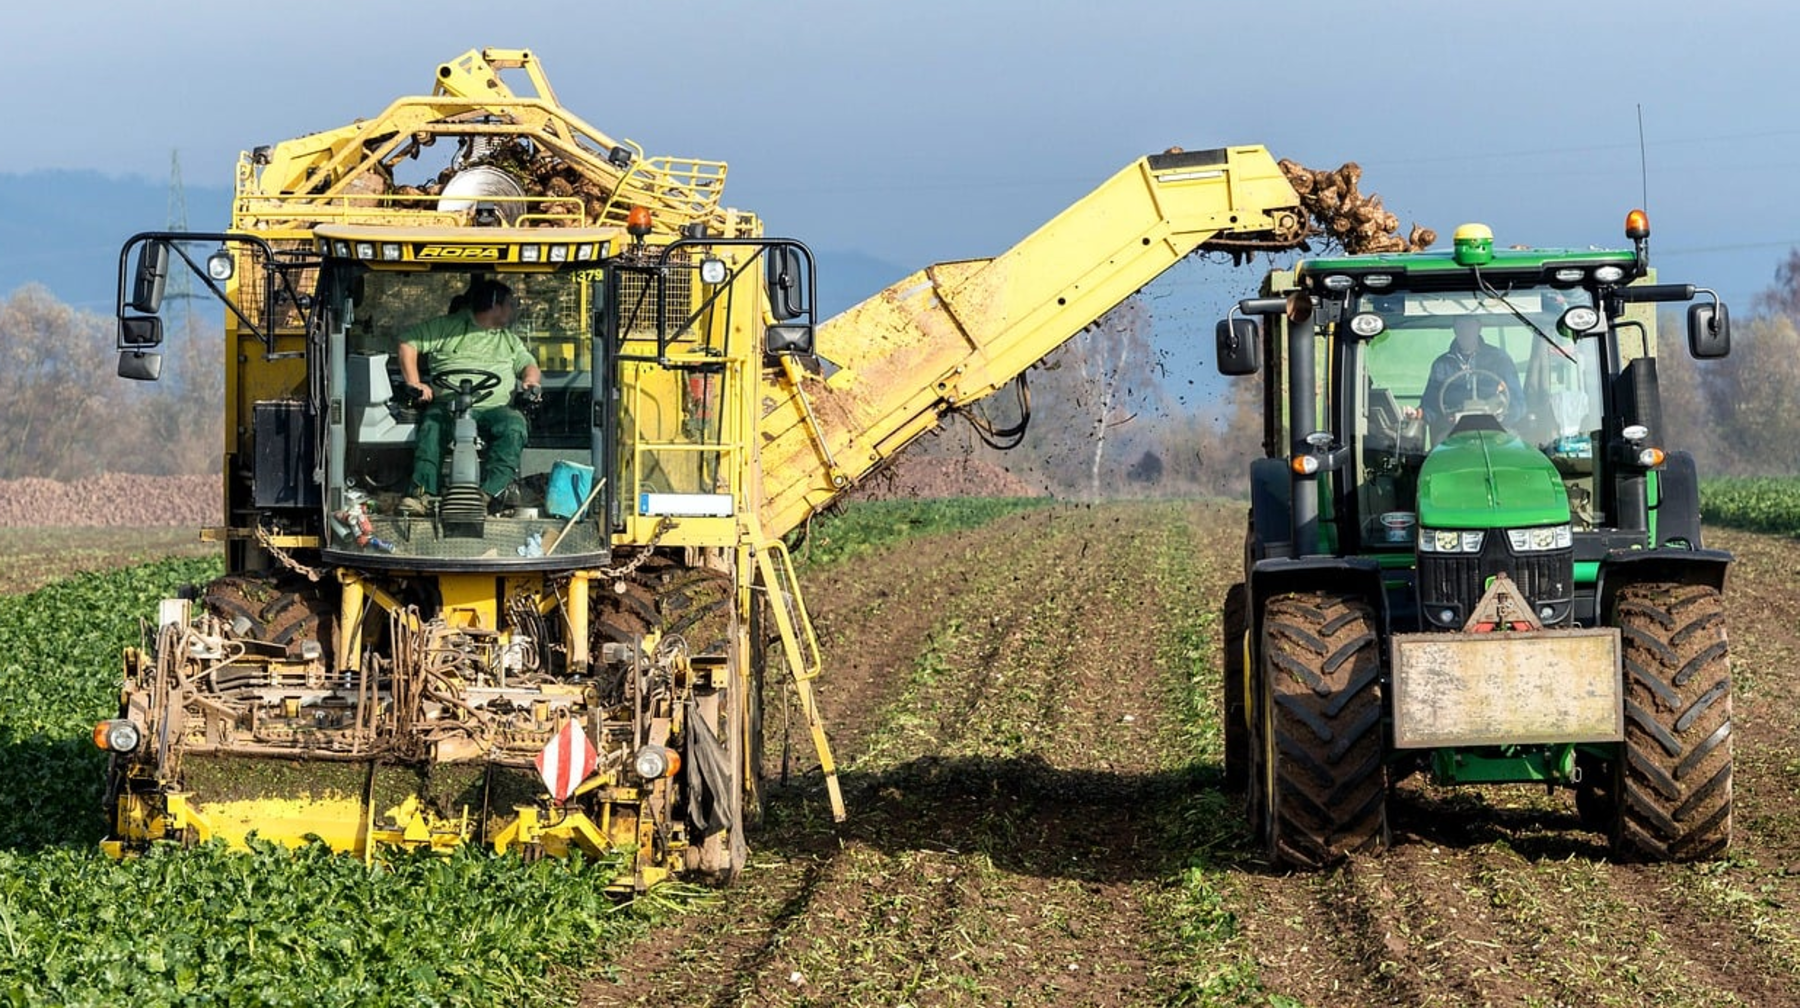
[15,480,1798,1006]
[586,502,1800,1008]
[0,476,220,593]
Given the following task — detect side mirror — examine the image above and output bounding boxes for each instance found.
[118,350,163,381]
[129,241,170,315]
[119,316,163,349]
[765,323,814,356]
[1215,317,1262,376]
[1687,301,1730,359]
[765,246,809,322]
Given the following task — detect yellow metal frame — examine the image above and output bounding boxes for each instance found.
[756,146,1304,539]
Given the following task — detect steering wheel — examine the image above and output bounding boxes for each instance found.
[428,367,503,408]
[1434,367,1512,422]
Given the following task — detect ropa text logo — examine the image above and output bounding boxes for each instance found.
[416,245,503,260]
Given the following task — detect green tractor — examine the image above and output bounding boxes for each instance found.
[1216,214,1734,868]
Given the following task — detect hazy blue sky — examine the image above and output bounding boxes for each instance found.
[12,0,1795,316]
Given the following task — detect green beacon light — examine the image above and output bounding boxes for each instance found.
[1452,223,1494,266]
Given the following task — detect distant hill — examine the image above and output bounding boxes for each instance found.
[0,171,904,319]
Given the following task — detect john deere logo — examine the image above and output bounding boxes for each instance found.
[417,245,502,260]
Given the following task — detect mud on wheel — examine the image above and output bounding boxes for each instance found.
[201,572,337,655]
[1611,581,1732,862]
[1253,591,1387,869]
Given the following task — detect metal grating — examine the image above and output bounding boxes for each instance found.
[1418,538,1573,617]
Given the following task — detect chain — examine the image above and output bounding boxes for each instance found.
[598,517,676,583]
[254,525,323,582]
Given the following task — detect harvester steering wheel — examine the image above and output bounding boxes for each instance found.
[428,367,504,409]
[1435,367,1512,423]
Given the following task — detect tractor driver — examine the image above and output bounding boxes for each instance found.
[397,279,541,515]
[1421,317,1524,440]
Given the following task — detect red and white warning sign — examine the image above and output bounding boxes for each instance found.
[536,718,598,804]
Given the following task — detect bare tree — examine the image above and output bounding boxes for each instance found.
[0,284,223,479]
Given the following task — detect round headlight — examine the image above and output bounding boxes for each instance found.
[1348,312,1386,337]
[206,249,234,281]
[699,257,729,285]
[1557,306,1600,337]
[93,719,141,753]
[633,744,672,780]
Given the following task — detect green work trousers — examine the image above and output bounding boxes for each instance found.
[410,405,529,497]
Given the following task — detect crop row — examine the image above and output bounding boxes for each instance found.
[0,499,1048,1006]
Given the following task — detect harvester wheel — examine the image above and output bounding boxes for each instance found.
[1611,582,1732,861]
[202,573,336,657]
[1258,592,1387,869]
[1221,583,1250,791]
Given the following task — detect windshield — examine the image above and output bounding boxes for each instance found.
[1349,285,1607,544]
[329,267,609,565]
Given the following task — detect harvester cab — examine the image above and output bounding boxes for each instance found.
[1217,211,1736,869]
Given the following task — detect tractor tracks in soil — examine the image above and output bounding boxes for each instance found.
[583,503,1800,1007]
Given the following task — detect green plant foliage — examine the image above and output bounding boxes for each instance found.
[0,841,640,1007]
[0,559,649,1006]
[1701,477,1800,537]
[791,496,1053,568]
[0,558,218,850]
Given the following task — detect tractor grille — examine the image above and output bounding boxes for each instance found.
[1417,533,1573,628]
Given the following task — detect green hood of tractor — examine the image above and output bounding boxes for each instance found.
[1417,425,1570,529]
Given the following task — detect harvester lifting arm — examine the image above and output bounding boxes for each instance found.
[756,146,1305,541]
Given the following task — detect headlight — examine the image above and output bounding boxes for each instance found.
[632,744,680,780]
[1348,312,1386,337]
[1506,524,1572,552]
[1594,265,1627,284]
[1420,528,1485,553]
[93,719,141,753]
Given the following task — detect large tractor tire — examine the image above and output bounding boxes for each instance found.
[1611,582,1732,861]
[1221,583,1249,791]
[1255,591,1387,869]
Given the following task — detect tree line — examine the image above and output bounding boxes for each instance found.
[1,269,1790,489]
[0,284,221,479]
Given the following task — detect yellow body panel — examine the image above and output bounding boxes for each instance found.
[756,146,1304,539]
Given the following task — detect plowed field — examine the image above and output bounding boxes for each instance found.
[584,501,1800,1008]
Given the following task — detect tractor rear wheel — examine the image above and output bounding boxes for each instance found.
[1221,583,1249,791]
[1611,582,1732,861]
[1257,591,1387,869]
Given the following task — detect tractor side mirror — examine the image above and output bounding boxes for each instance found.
[1215,316,1263,376]
[1687,300,1730,359]
[129,241,170,315]
[765,245,809,322]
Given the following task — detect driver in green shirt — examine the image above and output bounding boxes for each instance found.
[397,279,541,514]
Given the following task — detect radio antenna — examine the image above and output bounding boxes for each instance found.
[1636,104,1649,212]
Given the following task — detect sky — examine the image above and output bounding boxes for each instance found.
[11,1,1797,365]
